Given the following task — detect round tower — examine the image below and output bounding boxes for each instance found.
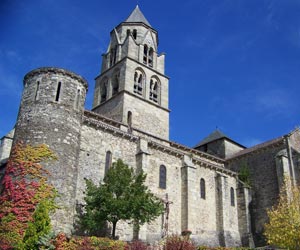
[13,67,88,234]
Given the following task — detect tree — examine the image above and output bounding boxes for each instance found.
[264,179,300,250]
[130,171,164,239]
[0,142,57,249]
[80,159,163,239]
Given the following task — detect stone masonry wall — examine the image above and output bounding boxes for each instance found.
[226,143,286,246]
[13,67,87,235]
[76,114,241,245]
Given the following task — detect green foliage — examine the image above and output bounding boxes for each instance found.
[80,159,163,239]
[264,178,300,250]
[238,164,251,186]
[23,199,54,249]
[37,231,56,250]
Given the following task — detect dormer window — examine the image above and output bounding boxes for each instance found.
[133,29,137,40]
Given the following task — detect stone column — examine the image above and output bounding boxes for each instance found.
[215,172,226,246]
[181,155,197,233]
[237,182,254,247]
[135,138,150,241]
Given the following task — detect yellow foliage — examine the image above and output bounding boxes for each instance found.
[264,178,300,250]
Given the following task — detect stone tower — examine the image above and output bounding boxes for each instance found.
[92,6,170,140]
[13,67,88,234]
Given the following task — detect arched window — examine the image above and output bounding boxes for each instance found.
[127,111,132,132]
[35,81,40,101]
[55,82,61,102]
[133,69,144,96]
[133,29,137,40]
[200,178,206,199]
[100,80,108,103]
[230,187,235,206]
[148,47,154,67]
[104,151,112,176]
[159,165,166,189]
[150,77,159,103]
[143,45,148,64]
[112,71,120,96]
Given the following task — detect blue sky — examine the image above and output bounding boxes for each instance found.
[1,0,300,148]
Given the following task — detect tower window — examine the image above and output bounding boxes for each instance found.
[143,44,154,67]
[133,69,144,96]
[159,165,166,189]
[100,80,108,103]
[35,81,40,101]
[55,82,61,102]
[133,29,137,40]
[230,187,235,206]
[109,46,117,67]
[104,151,112,176]
[143,45,148,64]
[200,178,206,199]
[150,77,159,103]
[112,71,120,96]
[148,47,154,67]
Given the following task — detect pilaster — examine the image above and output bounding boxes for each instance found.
[237,183,254,247]
[181,155,197,233]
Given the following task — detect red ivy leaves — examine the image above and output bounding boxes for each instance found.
[0,142,57,248]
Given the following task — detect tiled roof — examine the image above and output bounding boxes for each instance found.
[125,5,151,27]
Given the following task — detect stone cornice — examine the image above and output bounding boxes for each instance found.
[24,67,88,89]
[83,110,236,176]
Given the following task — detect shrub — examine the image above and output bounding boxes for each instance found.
[127,240,148,250]
[164,235,196,250]
[54,234,127,250]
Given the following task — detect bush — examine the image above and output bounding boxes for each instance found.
[164,235,196,250]
[126,240,148,250]
[54,233,127,250]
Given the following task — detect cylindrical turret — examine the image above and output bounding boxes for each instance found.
[13,67,88,234]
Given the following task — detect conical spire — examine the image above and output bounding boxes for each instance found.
[125,5,151,27]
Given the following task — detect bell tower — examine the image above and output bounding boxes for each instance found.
[92,5,170,140]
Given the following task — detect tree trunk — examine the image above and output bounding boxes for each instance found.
[133,220,140,240]
[112,221,117,239]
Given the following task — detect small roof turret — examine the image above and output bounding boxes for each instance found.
[125,5,151,27]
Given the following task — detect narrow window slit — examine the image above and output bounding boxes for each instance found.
[55,82,61,102]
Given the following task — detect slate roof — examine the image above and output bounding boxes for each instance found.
[125,5,151,27]
[194,129,246,149]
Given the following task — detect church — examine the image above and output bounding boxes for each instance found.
[1,6,300,248]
